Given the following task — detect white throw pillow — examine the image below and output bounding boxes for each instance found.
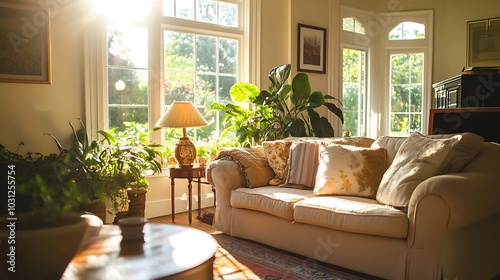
[376,132,459,208]
[314,144,387,198]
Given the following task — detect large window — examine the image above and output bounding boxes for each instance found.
[89,0,248,147]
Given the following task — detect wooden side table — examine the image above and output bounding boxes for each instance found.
[169,167,206,225]
[62,224,217,279]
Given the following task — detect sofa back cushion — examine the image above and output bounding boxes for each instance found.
[376,132,459,208]
[372,132,484,173]
[314,144,387,198]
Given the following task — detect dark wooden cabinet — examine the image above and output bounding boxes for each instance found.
[432,70,500,108]
[430,68,500,143]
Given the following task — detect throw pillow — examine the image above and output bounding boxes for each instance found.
[262,140,293,185]
[283,141,320,189]
[314,144,387,198]
[376,132,460,208]
[372,132,484,172]
[214,147,275,188]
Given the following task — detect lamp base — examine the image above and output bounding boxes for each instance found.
[174,137,196,169]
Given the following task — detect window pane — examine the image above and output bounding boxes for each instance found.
[389,21,425,40]
[391,85,409,112]
[163,0,174,17]
[196,36,217,72]
[342,17,365,35]
[108,68,149,105]
[176,0,195,20]
[109,107,148,131]
[107,24,148,68]
[389,52,424,136]
[342,48,366,137]
[164,31,195,71]
[164,72,195,104]
[219,75,237,104]
[196,74,216,106]
[219,1,238,27]
[197,0,217,24]
[219,38,238,74]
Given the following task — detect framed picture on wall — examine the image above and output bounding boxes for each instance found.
[298,24,326,74]
[467,17,500,67]
[0,1,52,84]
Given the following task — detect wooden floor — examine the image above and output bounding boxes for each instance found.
[148,207,220,234]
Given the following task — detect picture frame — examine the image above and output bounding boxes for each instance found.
[467,17,500,68]
[298,24,326,74]
[0,1,52,84]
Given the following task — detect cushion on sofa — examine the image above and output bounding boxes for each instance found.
[314,144,387,198]
[372,132,484,172]
[263,137,376,186]
[262,140,293,185]
[428,132,484,173]
[284,141,320,189]
[376,132,459,208]
[230,187,314,221]
[214,147,275,188]
[293,196,408,238]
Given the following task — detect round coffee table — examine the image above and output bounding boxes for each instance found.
[62,223,217,279]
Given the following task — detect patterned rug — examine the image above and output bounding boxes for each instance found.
[212,233,376,280]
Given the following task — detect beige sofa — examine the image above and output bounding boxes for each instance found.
[207,133,500,280]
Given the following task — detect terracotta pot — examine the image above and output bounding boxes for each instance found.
[0,213,88,280]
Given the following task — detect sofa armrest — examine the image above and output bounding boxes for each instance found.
[409,172,500,231]
[206,159,247,233]
[406,172,500,279]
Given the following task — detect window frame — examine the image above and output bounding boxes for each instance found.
[381,10,433,136]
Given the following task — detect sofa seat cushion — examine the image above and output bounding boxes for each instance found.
[293,196,408,238]
[231,187,314,221]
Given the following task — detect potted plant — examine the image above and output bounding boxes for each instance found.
[0,142,90,280]
[211,64,344,146]
[93,127,162,221]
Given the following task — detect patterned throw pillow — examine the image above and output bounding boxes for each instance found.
[262,140,293,185]
[376,132,460,208]
[314,144,387,198]
[283,141,320,189]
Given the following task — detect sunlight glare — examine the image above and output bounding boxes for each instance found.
[93,0,151,21]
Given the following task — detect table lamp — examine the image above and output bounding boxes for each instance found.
[155,101,208,168]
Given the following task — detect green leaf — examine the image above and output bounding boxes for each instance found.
[277,84,292,101]
[291,73,311,105]
[230,82,260,102]
[308,109,334,137]
[307,91,325,108]
[289,118,306,137]
[253,90,272,105]
[324,102,344,124]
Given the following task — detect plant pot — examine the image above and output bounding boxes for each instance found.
[82,199,106,222]
[0,213,88,280]
[127,188,147,217]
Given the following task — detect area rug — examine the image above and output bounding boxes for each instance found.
[212,233,376,280]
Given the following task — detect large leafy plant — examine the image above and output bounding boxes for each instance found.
[212,64,343,146]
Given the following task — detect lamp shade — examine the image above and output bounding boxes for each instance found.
[155,101,208,128]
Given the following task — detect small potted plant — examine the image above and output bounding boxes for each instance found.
[93,127,162,221]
